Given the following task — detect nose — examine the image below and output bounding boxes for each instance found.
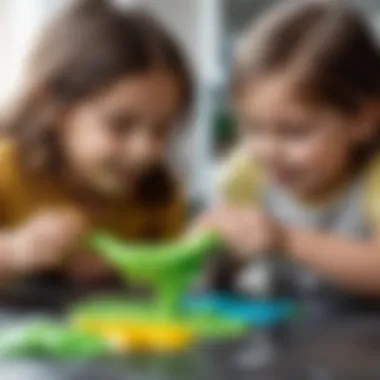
[126,129,162,166]
[255,134,283,166]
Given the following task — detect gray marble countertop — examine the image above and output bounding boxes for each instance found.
[0,285,380,380]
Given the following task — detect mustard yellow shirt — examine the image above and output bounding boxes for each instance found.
[0,139,184,240]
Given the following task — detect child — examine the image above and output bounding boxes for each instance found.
[0,0,191,283]
[200,1,380,297]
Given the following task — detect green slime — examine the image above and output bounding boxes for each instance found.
[0,322,112,359]
[88,230,221,318]
[0,231,248,358]
[73,230,249,337]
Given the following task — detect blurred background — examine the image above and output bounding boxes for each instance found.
[1,0,380,205]
[0,2,380,378]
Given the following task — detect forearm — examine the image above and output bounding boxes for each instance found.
[0,231,24,278]
[0,229,47,277]
[283,227,380,295]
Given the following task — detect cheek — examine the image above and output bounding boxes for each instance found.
[62,114,120,167]
[285,139,328,167]
[80,127,117,160]
[287,129,351,172]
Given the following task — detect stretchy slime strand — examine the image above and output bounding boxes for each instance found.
[88,230,222,318]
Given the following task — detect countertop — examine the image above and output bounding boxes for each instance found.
[0,284,379,380]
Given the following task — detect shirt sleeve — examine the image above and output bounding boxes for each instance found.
[217,149,263,206]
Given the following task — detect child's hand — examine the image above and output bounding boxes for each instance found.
[195,206,282,259]
[65,252,114,285]
[9,208,88,273]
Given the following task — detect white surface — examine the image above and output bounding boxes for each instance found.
[0,0,59,104]
[140,0,223,202]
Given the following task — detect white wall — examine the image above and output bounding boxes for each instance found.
[139,0,222,202]
[138,0,201,73]
[0,2,12,102]
[0,0,59,103]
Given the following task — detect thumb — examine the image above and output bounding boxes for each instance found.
[187,210,217,237]
[60,208,89,238]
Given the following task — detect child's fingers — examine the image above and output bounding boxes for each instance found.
[12,209,89,272]
[215,208,272,258]
[187,209,219,236]
[59,208,89,237]
[31,209,88,252]
[65,252,113,284]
